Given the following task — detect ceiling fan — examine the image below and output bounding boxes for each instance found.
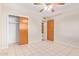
[34,3,64,12]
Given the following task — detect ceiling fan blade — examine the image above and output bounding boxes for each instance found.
[40,8,44,12]
[33,3,43,5]
[50,3,65,6]
[57,3,64,5]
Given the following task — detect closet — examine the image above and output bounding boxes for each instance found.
[8,15,28,45]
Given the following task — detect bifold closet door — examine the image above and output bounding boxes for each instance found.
[20,17,28,45]
[47,20,54,41]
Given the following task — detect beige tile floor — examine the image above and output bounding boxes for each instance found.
[0,40,79,56]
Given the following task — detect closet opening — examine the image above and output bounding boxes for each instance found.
[8,15,28,46]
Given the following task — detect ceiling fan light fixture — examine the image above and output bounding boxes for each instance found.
[44,6,48,10]
[34,3,65,12]
[48,5,53,11]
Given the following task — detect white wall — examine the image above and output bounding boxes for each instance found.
[1,4,8,49]
[54,5,79,47]
[0,4,2,49]
[0,3,43,49]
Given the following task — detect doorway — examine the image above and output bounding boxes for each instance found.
[42,19,54,41]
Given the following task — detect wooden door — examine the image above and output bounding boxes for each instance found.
[47,20,54,41]
[20,17,28,45]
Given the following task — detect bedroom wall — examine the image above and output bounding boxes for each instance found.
[0,4,2,49]
[54,4,79,47]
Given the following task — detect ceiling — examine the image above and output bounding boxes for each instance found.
[19,3,79,17]
[4,3,79,18]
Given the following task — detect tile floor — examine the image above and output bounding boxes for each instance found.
[0,40,79,56]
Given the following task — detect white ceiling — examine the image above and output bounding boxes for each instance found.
[3,3,79,17]
[19,3,79,17]
[2,3,79,16]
